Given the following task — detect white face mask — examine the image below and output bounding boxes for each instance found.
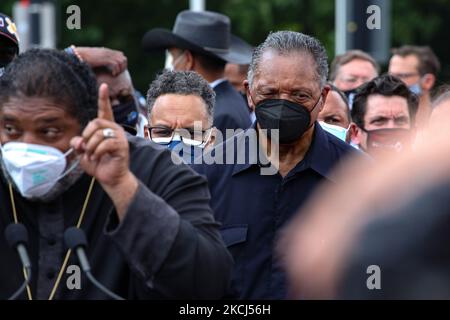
[1,142,79,199]
[319,121,349,142]
[164,50,185,71]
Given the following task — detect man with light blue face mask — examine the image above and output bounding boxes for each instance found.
[389,45,440,130]
[318,83,351,143]
[145,70,216,165]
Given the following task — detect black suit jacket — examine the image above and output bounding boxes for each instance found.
[213,80,252,138]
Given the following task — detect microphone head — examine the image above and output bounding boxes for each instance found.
[4,223,28,249]
[64,227,88,250]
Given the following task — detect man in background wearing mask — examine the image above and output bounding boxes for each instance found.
[350,74,418,159]
[93,67,147,137]
[64,45,146,136]
[192,31,356,299]
[318,83,351,143]
[142,10,252,138]
[389,45,440,130]
[329,50,380,108]
[0,13,19,77]
[145,70,216,165]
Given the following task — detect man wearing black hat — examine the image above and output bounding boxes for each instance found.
[0,13,19,77]
[143,10,252,138]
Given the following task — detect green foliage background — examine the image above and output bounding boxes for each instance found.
[1,0,449,92]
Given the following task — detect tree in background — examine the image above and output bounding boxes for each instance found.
[0,0,448,92]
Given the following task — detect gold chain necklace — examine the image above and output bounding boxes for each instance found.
[8,177,96,300]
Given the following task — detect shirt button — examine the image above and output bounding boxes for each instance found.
[48,238,56,246]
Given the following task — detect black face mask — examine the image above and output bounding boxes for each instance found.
[361,127,413,155]
[112,100,139,135]
[255,97,321,144]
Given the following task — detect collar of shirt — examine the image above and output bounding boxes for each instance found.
[209,78,227,89]
[231,122,338,181]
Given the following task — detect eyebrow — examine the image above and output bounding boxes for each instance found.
[1,115,18,122]
[394,115,410,121]
[150,123,172,129]
[369,116,389,122]
[324,114,344,120]
[256,85,314,95]
[35,117,64,124]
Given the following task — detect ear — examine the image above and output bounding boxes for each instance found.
[185,50,195,71]
[206,127,217,149]
[244,80,255,112]
[319,85,331,113]
[349,123,362,145]
[421,73,436,91]
[144,125,150,140]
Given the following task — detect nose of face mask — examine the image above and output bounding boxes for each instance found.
[1,142,78,199]
[164,50,185,71]
[159,136,204,165]
[319,121,348,142]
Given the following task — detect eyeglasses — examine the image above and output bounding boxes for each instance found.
[389,72,421,80]
[147,126,212,147]
[338,76,372,85]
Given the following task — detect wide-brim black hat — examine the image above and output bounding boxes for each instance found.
[142,10,253,65]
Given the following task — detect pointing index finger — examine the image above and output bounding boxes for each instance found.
[98,83,114,122]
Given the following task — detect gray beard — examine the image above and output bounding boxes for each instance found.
[1,157,85,203]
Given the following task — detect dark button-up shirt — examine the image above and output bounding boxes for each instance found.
[0,135,232,300]
[192,123,357,299]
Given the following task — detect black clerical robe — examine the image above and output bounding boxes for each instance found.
[0,135,232,300]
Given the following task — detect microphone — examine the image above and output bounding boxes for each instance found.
[4,223,32,300]
[64,227,125,300]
